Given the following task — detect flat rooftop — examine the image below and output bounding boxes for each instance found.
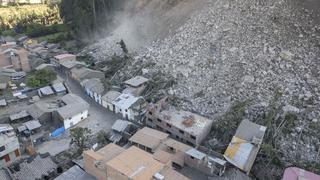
[158,108,213,136]
[129,127,169,150]
[106,146,163,180]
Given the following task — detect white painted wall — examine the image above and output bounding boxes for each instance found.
[63,110,88,129]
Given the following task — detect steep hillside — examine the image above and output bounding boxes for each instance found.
[85,0,320,178]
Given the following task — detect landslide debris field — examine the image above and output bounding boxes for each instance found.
[84,0,320,179]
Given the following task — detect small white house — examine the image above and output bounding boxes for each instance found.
[56,94,89,129]
[81,78,105,105]
[112,93,146,121]
[102,91,121,112]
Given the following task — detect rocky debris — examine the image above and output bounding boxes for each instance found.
[110,0,320,174]
[84,0,320,177]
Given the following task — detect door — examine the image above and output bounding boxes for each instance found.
[3,154,10,162]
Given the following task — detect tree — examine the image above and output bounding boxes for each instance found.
[118,39,128,54]
[96,130,108,144]
[70,127,92,152]
[26,69,57,88]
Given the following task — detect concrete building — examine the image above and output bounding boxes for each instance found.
[84,143,125,180]
[129,127,169,153]
[84,143,189,180]
[123,76,149,96]
[184,148,226,176]
[0,124,20,167]
[224,119,267,174]
[146,102,213,146]
[60,60,85,75]
[71,67,105,82]
[113,93,146,121]
[54,94,89,129]
[101,90,121,112]
[52,54,76,67]
[81,78,105,105]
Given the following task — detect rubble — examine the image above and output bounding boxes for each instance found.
[85,0,320,177]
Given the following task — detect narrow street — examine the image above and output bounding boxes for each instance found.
[37,70,120,156]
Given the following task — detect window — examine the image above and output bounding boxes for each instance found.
[148,118,153,122]
[166,130,171,135]
[157,118,162,123]
[125,109,128,112]
[190,156,194,160]
[0,146,5,152]
[166,123,171,128]
[149,111,153,115]
[186,141,193,146]
[190,135,196,140]
[146,147,152,153]
[179,130,184,134]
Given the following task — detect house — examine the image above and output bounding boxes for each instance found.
[10,48,31,72]
[101,90,121,112]
[35,63,55,71]
[54,165,96,180]
[52,82,67,95]
[0,48,30,72]
[130,127,226,176]
[38,86,54,97]
[109,119,137,144]
[154,138,192,168]
[9,110,31,122]
[106,145,189,180]
[81,78,105,104]
[283,167,320,180]
[84,143,125,180]
[54,94,89,129]
[146,101,213,146]
[129,127,169,153]
[71,67,105,82]
[224,119,267,174]
[0,124,20,167]
[18,120,42,136]
[60,60,85,74]
[113,93,146,121]
[52,54,76,67]
[84,143,189,180]
[11,155,57,180]
[184,148,227,176]
[123,76,149,96]
[0,99,7,107]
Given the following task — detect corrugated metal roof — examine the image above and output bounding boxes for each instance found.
[124,76,149,87]
[0,99,7,106]
[224,120,266,173]
[52,82,66,93]
[54,165,96,180]
[0,124,13,133]
[10,110,30,121]
[23,120,41,131]
[54,54,76,60]
[39,86,54,95]
[185,148,206,160]
[112,120,132,133]
[12,155,57,180]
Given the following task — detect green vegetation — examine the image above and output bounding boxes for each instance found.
[60,0,114,38]
[70,127,92,153]
[0,4,61,33]
[96,130,108,144]
[26,69,57,88]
